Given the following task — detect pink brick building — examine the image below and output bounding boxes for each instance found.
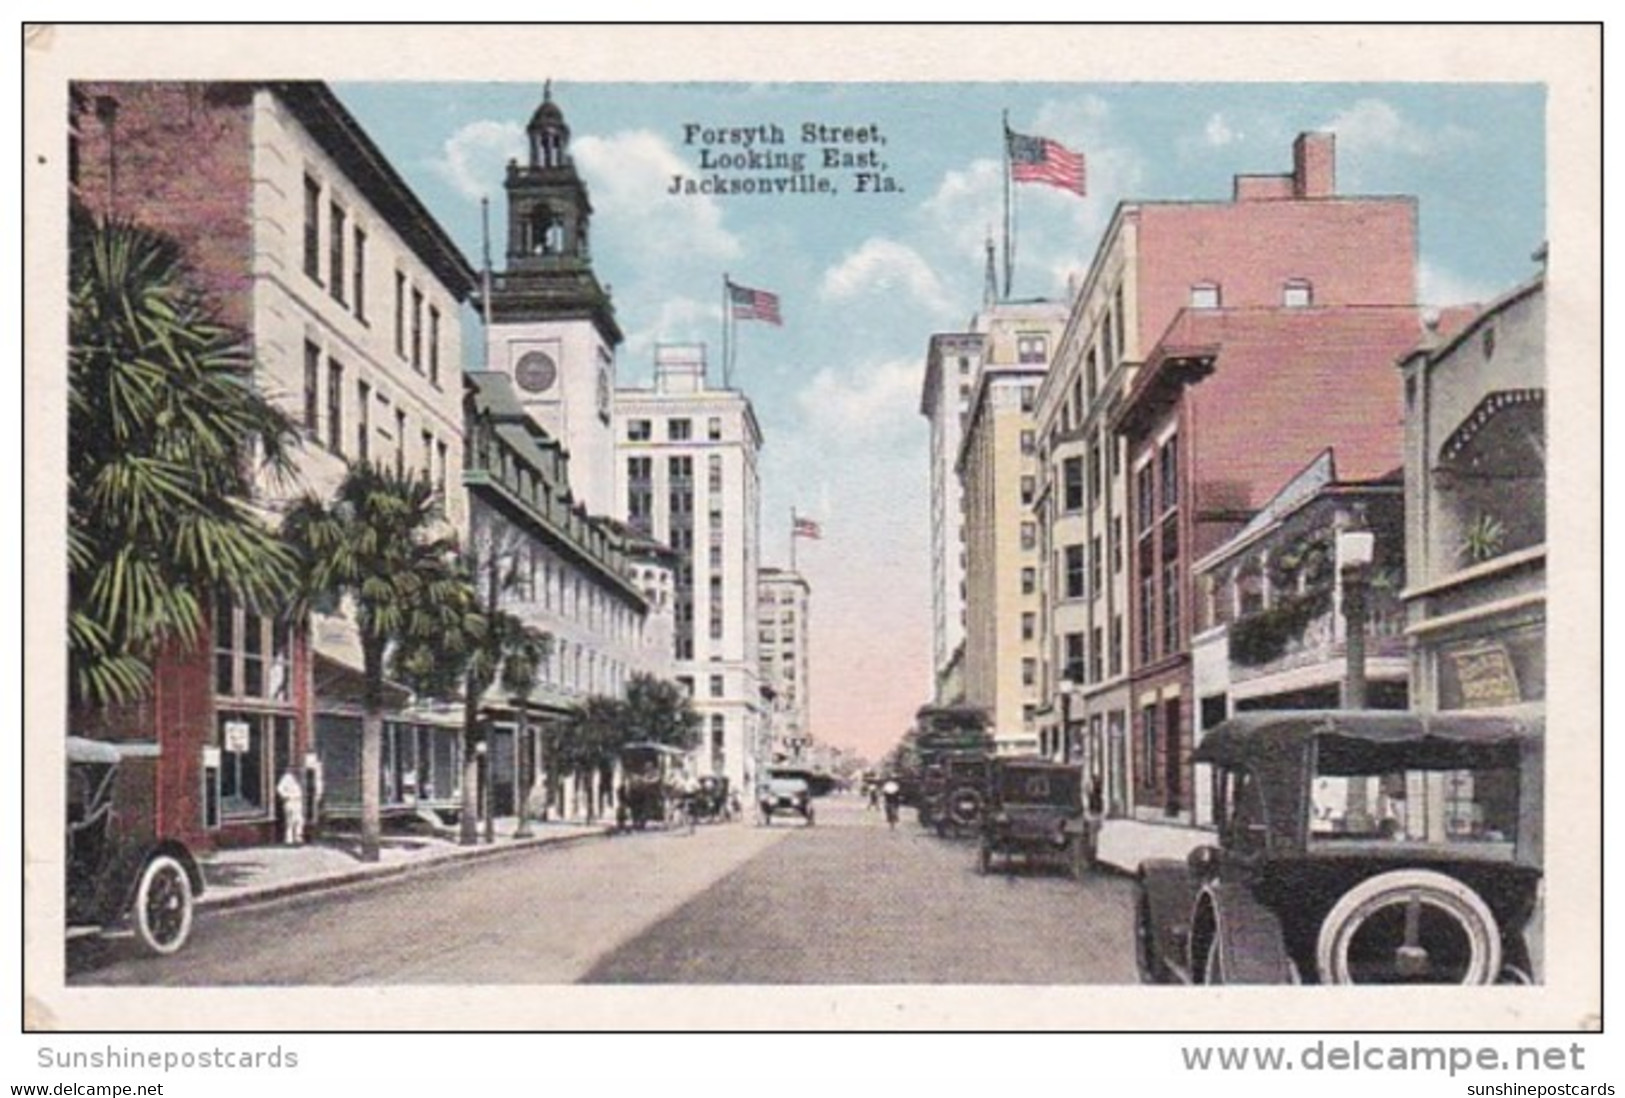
[1037,132,1423,821]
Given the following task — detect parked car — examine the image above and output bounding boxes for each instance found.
[757,774,815,826]
[617,742,689,830]
[1134,710,1543,985]
[934,754,992,838]
[66,736,205,955]
[978,758,1097,877]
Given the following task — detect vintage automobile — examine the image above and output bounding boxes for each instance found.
[617,742,690,830]
[757,774,815,826]
[1134,710,1543,985]
[690,775,733,823]
[67,736,206,955]
[933,754,992,838]
[978,758,1097,877]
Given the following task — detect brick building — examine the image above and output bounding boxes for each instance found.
[69,82,477,846]
[1033,132,1421,821]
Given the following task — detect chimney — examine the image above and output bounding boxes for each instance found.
[1293,132,1336,198]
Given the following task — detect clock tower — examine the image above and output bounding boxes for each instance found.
[486,82,623,518]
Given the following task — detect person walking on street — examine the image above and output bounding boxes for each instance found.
[881,777,902,830]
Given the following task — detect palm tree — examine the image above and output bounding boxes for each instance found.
[281,463,475,862]
[500,623,550,838]
[68,211,299,708]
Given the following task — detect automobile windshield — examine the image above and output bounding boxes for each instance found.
[1308,764,1521,850]
[998,768,1080,805]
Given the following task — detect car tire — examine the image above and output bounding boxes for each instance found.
[1316,869,1501,985]
[133,854,194,955]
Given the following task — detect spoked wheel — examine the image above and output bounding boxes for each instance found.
[1316,869,1501,985]
[133,854,194,955]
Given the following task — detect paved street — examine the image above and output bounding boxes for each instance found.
[69,796,1137,985]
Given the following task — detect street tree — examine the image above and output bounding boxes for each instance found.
[68,211,298,709]
[281,463,474,862]
[620,673,702,752]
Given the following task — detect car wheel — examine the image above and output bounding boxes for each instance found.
[133,854,194,955]
[1202,940,1224,985]
[1134,886,1161,983]
[1316,869,1501,985]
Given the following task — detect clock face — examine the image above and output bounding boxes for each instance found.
[515,351,557,394]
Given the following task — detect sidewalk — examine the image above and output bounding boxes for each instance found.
[1094,817,1212,876]
[198,818,612,911]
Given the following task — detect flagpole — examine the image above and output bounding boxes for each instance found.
[790,507,798,573]
[721,274,729,390]
[1002,111,1013,302]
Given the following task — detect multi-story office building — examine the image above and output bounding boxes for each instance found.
[615,344,765,792]
[1034,132,1419,821]
[1399,268,1545,715]
[920,331,986,704]
[957,300,1069,754]
[758,567,812,762]
[68,81,477,844]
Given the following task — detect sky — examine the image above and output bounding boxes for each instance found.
[333,81,1546,763]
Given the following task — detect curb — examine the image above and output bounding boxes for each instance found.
[199,826,614,913]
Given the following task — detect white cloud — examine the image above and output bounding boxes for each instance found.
[1418,259,1498,309]
[1204,113,1239,147]
[795,358,922,441]
[621,295,721,368]
[573,130,741,262]
[430,120,525,203]
[820,238,956,316]
[1322,98,1474,161]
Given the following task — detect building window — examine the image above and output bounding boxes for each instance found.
[1091,625,1105,683]
[1113,284,1127,362]
[1109,615,1123,677]
[1021,567,1036,596]
[326,358,344,455]
[410,288,424,372]
[1111,517,1124,574]
[1021,522,1037,551]
[1140,705,1159,789]
[1136,462,1157,534]
[1086,347,1099,404]
[1020,430,1035,455]
[437,440,448,498]
[627,456,653,533]
[303,340,321,436]
[627,419,651,441]
[1017,335,1047,364]
[1088,443,1103,506]
[1190,282,1221,309]
[329,202,346,304]
[352,226,367,321]
[1159,436,1179,513]
[1022,658,1037,687]
[709,674,724,698]
[707,417,722,441]
[1090,535,1103,598]
[709,576,724,640]
[428,306,441,385]
[395,409,407,478]
[1062,456,1084,512]
[1139,540,1157,664]
[1283,279,1312,308]
[1064,633,1085,684]
[303,174,321,283]
[421,429,434,480]
[1019,385,1037,412]
[1020,475,1036,506]
[670,418,692,441]
[1021,612,1036,642]
[394,272,406,358]
[1101,312,1115,371]
[356,379,371,462]
[1065,544,1085,599]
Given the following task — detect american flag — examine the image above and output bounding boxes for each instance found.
[792,515,822,540]
[729,281,782,325]
[1007,129,1087,196]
